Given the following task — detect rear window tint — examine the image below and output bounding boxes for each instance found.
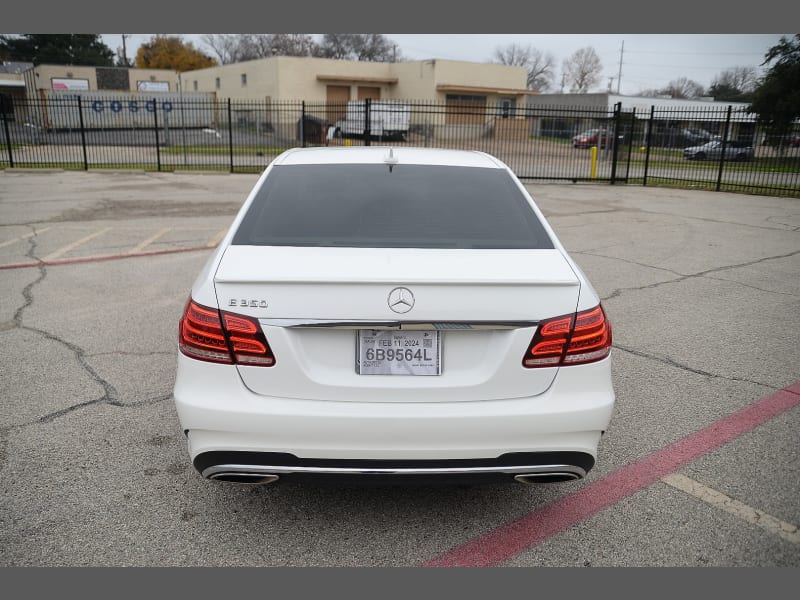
[232,164,554,249]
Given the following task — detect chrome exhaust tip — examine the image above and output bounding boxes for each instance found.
[207,472,280,485]
[514,472,582,484]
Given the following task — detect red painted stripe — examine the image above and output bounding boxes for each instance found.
[422,382,800,567]
[0,245,211,270]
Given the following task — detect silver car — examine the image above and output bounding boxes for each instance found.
[684,140,754,161]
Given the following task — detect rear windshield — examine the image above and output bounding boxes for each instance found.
[232,164,554,249]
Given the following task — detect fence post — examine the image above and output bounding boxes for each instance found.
[300,101,306,148]
[715,105,733,192]
[364,98,371,146]
[152,98,161,172]
[624,107,635,182]
[77,96,88,171]
[610,102,621,184]
[1,102,13,168]
[228,98,234,173]
[643,105,655,187]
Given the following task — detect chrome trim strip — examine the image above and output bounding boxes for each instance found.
[202,463,586,479]
[259,319,538,330]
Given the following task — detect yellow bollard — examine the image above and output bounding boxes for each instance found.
[590,146,598,179]
[345,139,352,146]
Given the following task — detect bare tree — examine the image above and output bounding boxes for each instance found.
[711,66,759,93]
[318,33,399,62]
[202,34,245,64]
[269,34,318,57]
[561,47,602,93]
[318,34,354,59]
[661,77,706,99]
[201,34,275,63]
[241,34,275,59]
[493,43,555,91]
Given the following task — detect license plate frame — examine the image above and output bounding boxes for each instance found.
[356,330,441,376]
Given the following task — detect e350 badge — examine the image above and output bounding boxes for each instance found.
[228,299,268,309]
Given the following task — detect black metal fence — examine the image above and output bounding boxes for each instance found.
[1,96,798,197]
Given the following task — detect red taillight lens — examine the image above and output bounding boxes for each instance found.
[563,305,612,365]
[179,299,275,367]
[222,312,275,366]
[523,304,612,368]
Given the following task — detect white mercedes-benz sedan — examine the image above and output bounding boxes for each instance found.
[173,147,614,486]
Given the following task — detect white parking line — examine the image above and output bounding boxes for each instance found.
[129,227,172,254]
[662,473,800,544]
[206,228,228,248]
[0,227,52,249]
[42,227,112,262]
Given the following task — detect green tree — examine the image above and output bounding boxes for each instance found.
[0,34,114,66]
[750,34,800,137]
[135,35,217,72]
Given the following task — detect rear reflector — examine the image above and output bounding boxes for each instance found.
[179,299,275,367]
[523,304,612,368]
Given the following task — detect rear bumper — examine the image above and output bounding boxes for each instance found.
[173,353,615,477]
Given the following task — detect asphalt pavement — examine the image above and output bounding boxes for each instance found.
[0,169,798,566]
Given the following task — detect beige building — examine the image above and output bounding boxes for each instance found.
[182,56,535,125]
[22,64,178,97]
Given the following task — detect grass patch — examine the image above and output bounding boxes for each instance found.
[634,176,800,198]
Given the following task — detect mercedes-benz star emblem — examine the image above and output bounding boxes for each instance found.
[388,287,415,314]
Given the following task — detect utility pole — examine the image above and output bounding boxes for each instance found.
[120,34,130,67]
[617,40,624,94]
[608,76,615,92]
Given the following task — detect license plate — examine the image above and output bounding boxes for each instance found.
[356,330,441,376]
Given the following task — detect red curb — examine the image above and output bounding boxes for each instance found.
[422,383,800,567]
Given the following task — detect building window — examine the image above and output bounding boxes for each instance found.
[193,80,198,91]
[215,77,221,90]
[241,73,247,87]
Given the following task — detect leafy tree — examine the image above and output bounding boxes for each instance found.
[750,34,800,136]
[493,43,555,91]
[135,35,216,72]
[561,47,602,93]
[707,82,751,103]
[0,34,114,66]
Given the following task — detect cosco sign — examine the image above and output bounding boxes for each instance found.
[91,100,174,114]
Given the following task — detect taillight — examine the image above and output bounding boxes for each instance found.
[179,299,275,367]
[523,304,612,368]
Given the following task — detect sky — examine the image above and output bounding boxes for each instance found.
[102,33,789,96]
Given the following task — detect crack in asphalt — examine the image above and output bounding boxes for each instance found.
[701,275,798,298]
[583,249,800,302]
[12,227,47,327]
[85,350,175,358]
[614,344,780,391]
[5,227,172,433]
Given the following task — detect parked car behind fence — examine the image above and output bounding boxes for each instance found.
[683,140,754,161]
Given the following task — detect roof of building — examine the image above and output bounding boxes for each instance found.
[0,61,33,74]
